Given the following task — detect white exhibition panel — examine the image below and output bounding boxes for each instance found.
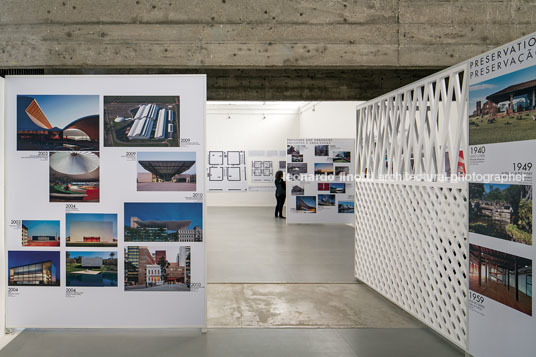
[4,75,206,328]
[467,33,536,357]
[355,64,469,349]
[0,76,5,336]
[286,138,354,224]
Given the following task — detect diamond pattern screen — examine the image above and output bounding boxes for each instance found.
[354,64,469,349]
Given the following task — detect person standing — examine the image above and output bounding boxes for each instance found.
[274,170,286,219]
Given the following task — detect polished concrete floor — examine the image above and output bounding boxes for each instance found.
[207,206,356,283]
[208,283,423,328]
[0,328,463,357]
[0,207,464,356]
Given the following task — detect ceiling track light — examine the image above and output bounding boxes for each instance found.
[262,113,266,120]
[227,114,231,119]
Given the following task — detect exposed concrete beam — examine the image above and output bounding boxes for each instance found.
[32,68,436,101]
[0,1,535,69]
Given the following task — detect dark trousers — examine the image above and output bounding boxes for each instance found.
[275,195,286,217]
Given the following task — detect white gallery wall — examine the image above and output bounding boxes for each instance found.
[206,101,361,207]
[206,102,300,206]
[299,101,362,138]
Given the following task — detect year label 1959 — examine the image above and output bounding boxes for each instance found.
[470,291,485,304]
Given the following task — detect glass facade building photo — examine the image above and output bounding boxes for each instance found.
[8,251,60,286]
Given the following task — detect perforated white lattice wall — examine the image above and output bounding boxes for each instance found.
[354,64,469,349]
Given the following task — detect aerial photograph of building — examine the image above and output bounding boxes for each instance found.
[124,246,191,291]
[296,196,316,213]
[103,96,180,147]
[21,220,60,247]
[469,64,536,145]
[137,152,196,192]
[124,202,203,242]
[469,244,532,316]
[17,95,99,151]
[8,251,60,286]
[49,152,100,202]
[66,213,118,247]
[469,183,532,245]
[66,251,118,287]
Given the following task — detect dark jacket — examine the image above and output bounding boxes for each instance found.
[275,178,286,197]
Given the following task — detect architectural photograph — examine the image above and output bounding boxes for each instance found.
[16,95,99,151]
[314,145,329,156]
[469,64,536,145]
[66,251,118,287]
[338,201,355,214]
[318,194,335,207]
[318,183,330,191]
[49,152,100,202]
[124,246,191,291]
[21,220,60,247]
[296,196,316,213]
[290,184,305,196]
[66,213,118,247]
[314,162,334,175]
[330,183,346,194]
[469,183,532,245]
[137,152,196,192]
[286,145,300,155]
[287,163,307,175]
[469,244,532,316]
[290,154,303,162]
[8,251,60,286]
[335,166,350,176]
[333,151,351,163]
[103,96,180,147]
[124,202,203,242]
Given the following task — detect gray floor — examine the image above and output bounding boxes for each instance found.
[208,283,424,328]
[207,206,356,283]
[0,328,463,357]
